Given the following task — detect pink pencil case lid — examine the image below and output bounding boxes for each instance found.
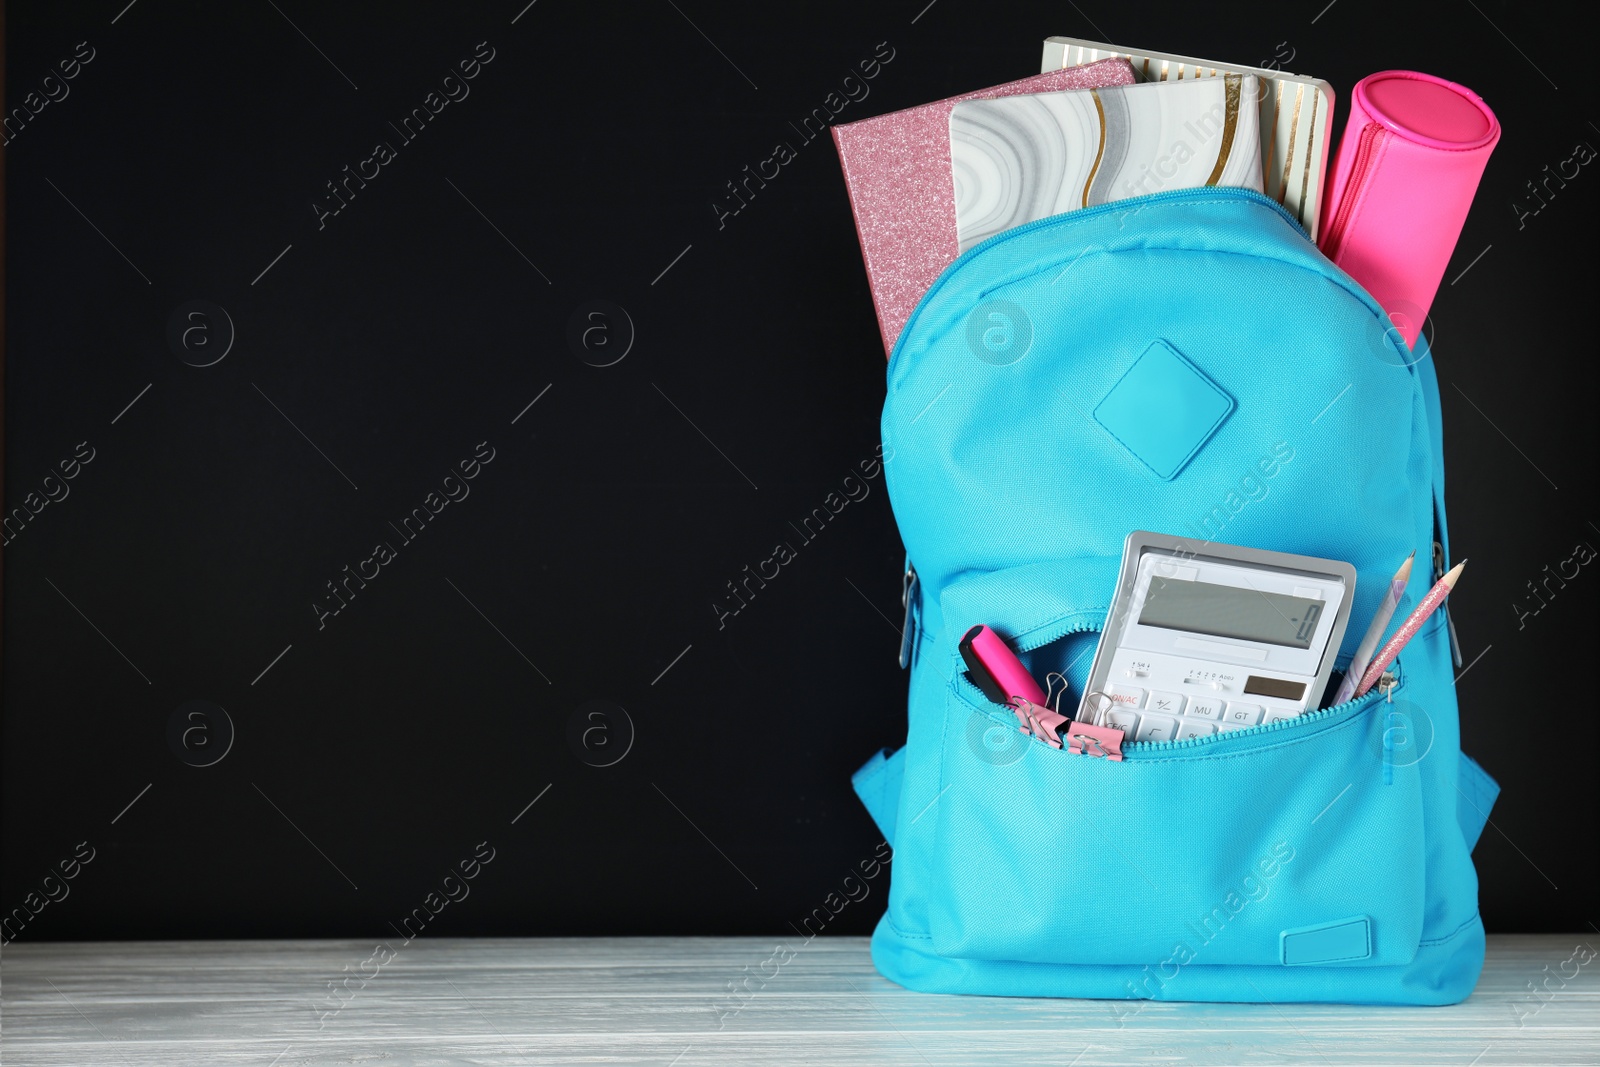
[1357,71,1498,151]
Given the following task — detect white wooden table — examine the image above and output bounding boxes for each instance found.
[2,935,1595,1065]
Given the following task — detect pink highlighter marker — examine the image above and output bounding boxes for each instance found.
[959,625,1065,748]
[960,625,1048,705]
[959,625,1125,759]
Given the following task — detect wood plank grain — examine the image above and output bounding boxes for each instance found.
[2,935,1595,1065]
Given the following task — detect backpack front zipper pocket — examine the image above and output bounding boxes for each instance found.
[926,563,1428,973]
[932,674,1424,971]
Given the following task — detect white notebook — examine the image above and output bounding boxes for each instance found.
[1041,36,1334,239]
[950,74,1262,251]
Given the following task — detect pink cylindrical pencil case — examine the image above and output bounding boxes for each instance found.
[1317,71,1500,348]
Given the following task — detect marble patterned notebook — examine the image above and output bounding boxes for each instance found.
[1041,37,1334,239]
[831,58,1137,358]
[950,74,1262,252]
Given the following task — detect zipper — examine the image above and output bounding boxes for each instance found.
[1377,670,1402,784]
[996,615,1103,659]
[955,635,1404,760]
[1319,122,1386,261]
[951,614,1103,702]
[1118,665,1400,759]
[949,584,1381,748]
[885,186,1308,380]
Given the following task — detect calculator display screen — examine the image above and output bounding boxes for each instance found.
[1140,576,1324,649]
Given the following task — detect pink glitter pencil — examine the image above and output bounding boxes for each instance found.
[831,58,1137,359]
[1354,560,1467,697]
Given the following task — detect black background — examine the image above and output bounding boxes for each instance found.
[2,0,1596,941]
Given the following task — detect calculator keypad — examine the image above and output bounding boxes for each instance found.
[1090,686,1300,742]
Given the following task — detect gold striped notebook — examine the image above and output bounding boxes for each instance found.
[1042,37,1334,240]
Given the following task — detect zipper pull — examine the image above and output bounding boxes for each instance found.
[1433,541,1463,668]
[1378,670,1399,784]
[899,564,919,669]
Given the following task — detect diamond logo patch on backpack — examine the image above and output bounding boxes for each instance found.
[1093,339,1235,480]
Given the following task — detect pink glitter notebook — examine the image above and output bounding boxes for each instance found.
[832,58,1137,359]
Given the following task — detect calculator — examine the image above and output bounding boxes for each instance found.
[1079,532,1357,742]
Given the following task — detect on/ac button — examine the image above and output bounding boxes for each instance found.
[1106,686,1145,707]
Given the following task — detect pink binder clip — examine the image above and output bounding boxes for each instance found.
[1064,720,1125,761]
[1069,691,1126,760]
[1011,698,1070,750]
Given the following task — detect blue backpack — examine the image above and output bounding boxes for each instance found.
[852,187,1500,1004]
